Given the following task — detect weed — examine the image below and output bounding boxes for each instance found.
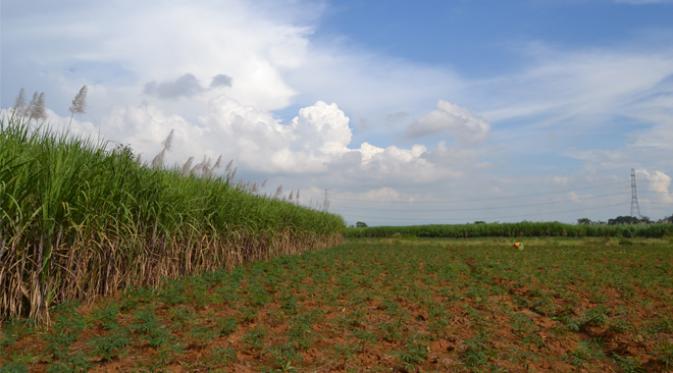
[46,306,86,360]
[0,362,29,373]
[397,338,428,368]
[218,316,238,336]
[88,328,129,362]
[460,335,490,369]
[655,342,673,369]
[207,346,237,366]
[130,307,170,348]
[612,353,646,373]
[242,327,266,352]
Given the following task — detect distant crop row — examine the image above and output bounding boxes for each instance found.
[0,116,345,323]
[346,221,673,239]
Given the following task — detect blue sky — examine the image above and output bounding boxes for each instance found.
[318,0,673,74]
[1,0,673,224]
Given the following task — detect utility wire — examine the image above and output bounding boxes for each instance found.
[330,180,628,205]
[332,192,625,213]
[337,202,626,222]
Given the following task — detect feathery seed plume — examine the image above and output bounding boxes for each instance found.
[28,92,47,121]
[69,85,88,114]
[13,88,26,116]
[213,155,223,170]
[274,185,283,199]
[151,148,167,169]
[191,156,208,176]
[181,157,194,176]
[161,129,175,151]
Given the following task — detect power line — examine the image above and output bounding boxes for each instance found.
[337,202,626,222]
[330,180,628,205]
[332,192,625,213]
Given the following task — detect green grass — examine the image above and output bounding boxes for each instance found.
[2,237,671,371]
[346,221,673,239]
[0,115,345,322]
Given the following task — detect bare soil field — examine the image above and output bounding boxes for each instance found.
[2,237,672,372]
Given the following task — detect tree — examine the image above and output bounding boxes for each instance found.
[577,218,592,225]
[355,221,368,228]
[658,214,673,224]
[607,216,650,225]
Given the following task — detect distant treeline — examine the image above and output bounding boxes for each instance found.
[346,221,673,239]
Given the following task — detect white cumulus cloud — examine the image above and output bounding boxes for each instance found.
[638,169,673,203]
[407,100,490,143]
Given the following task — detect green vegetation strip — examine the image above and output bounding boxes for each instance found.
[0,116,345,323]
[1,238,671,371]
[346,222,673,239]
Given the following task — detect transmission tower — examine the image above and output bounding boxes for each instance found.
[630,168,641,218]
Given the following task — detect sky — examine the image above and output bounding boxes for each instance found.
[1,0,673,225]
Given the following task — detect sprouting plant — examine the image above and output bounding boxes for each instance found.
[130,307,170,348]
[189,325,218,346]
[612,353,646,373]
[207,346,237,366]
[242,327,266,352]
[44,351,89,373]
[46,306,86,360]
[268,343,300,370]
[397,338,428,368]
[91,303,120,330]
[88,327,129,362]
[0,361,30,373]
[217,317,237,336]
[460,335,491,369]
[656,342,673,369]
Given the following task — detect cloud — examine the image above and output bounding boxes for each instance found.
[210,74,233,88]
[1,0,309,112]
[144,73,204,99]
[637,169,673,203]
[24,98,455,183]
[407,100,490,143]
[4,0,673,224]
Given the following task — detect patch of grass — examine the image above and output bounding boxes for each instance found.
[396,338,428,368]
[655,342,673,369]
[206,346,237,366]
[88,327,130,362]
[217,316,238,336]
[242,327,266,352]
[130,307,170,348]
[565,339,605,367]
[45,305,86,360]
[460,335,491,369]
[611,353,646,373]
[0,362,29,373]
